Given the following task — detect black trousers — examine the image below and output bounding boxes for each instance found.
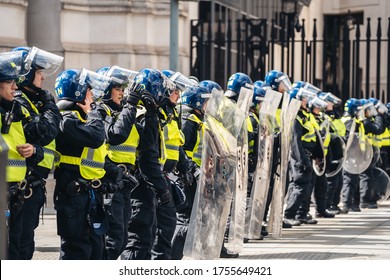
[8,182,25,260]
[104,187,132,260]
[121,183,157,260]
[341,170,359,207]
[54,171,105,260]
[151,183,177,260]
[284,159,313,219]
[19,182,46,259]
[326,170,343,208]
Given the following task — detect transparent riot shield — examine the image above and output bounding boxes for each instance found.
[268,93,301,238]
[245,89,282,240]
[225,87,253,253]
[326,134,346,177]
[373,167,390,202]
[183,90,244,260]
[343,133,373,174]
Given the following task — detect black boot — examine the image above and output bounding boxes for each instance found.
[220,246,239,258]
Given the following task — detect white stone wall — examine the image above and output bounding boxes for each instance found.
[0,0,28,51]
[60,0,194,75]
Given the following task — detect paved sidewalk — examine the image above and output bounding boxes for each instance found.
[32,199,390,260]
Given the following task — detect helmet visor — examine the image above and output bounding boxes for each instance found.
[303,82,321,94]
[106,66,138,87]
[161,73,177,96]
[364,102,378,118]
[375,101,387,115]
[79,68,112,99]
[308,97,328,110]
[169,72,199,91]
[320,92,342,106]
[297,87,317,101]
[25,46,64,77]
[276,74,292,92]
[0,51,27,78]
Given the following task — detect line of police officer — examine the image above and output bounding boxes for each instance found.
[1,47,389,260]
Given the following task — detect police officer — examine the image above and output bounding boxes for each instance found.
[359,98,385,209]
[283,86,319,226]
[12,46,63,259]
[54,68,111,259]
[299,96,332,220]
[0,51,36,259]
[96,66,140,260]
[263,70,294,229]
[340,98,363,214]
[170,84,212,260]
[121,68,171,260]
[321,93,347,215]
[151,70,193,260]
[224,72,253,256]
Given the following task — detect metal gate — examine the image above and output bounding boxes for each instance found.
[190,13,390,103]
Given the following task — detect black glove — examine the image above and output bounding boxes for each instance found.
[156,189,171,206]
[141,93,158,112]
[126,91,141,106]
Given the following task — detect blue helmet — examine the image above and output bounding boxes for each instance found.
[264,70,292,92]
[199,80,222,93]
[162,69,175,78]
[360,98,378,117]
[181,85,211,111]
[96,66,138,100]
[368,97,387,114]
[225,72,253,99]
[344,98,362,116]
[0,51,27,81]
[288,87,316,101]
[12,46,63,87]
[133,68,176,103]
[55,68,111,102]
[252,80,266,107]
[162,69,198,91]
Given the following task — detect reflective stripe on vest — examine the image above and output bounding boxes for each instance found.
[21,93,57,170]
[381,127,390,147]
[297,111,316,143]
[59,110,106,180]
[108,125,139,165]
[330,118,346,137]
[2,120,27,182]
[161,109,185,161]
[246,115,255,154]
[185,114,204,166]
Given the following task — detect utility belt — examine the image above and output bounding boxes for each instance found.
[8,180,28,197]
[117,164,139,191]
[24,175,46,199]
[8,180,28,213]
[64,177,103,196]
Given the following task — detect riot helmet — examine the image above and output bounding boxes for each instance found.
[225,72,253,101]
[0,51,28,81]
[12,46,63,90]
[96,66,138,101]
[133,68,176,104]
[181,85,211,113]
[344,98,362,117]
[55,68,111,102]
[252,80,266,107]
[360,99,378,118]
[264,70,292,93]
[368,97,387,115]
